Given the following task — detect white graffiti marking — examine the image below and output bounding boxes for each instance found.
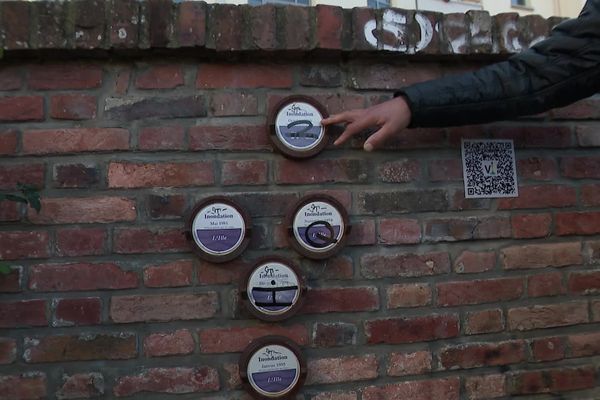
[414,13,434,53]
[502,21,521,52]
[364,9,433,53]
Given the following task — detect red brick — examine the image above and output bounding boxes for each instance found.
[0,163,44,190]
[276,159,366,185]
[568,332,600,357]
[582,184,600,206]
[0,266,21,293]
[428,159,463,181]
[437,278,523,307]
[138,125,185,150]
[210,92,258,116]
[144,330,195,357]
[593,300,600,321]
[56,373,104,400]
[576,124,600,146]
[28,64,102,90]
[50,94,97,120]
[0,130,18,155]
[556,211,600,236]
[366,314,459,344]
[0,96,44,121]
[316,5,343,49]
[530,337,564,362]
[1,1,30,50]
[0,338,16,364]
[197,63,293,89]
[0,200,19,222]
[509,366,597,395]
[347,219,376,246]
[443,13,469,54]
[30,263,137,292]
[584,240,600,264]
[53,298,102,327]
[113,367,219,397]
[199,324,308,353]
[196,260,246,286]
[492,125,572,147]
[450,189,491,211]
[301,287,379,315]
[528,272,565,297]
[24,333,136,363]
[387,283,431,308]
[228,192,299,218]
[568,271,600,295]
[56,228,106,257]
[508,301,588,331]
[349,64,441,90]
[307,355,377,385]
[498,185,576,209]
[378,159,420,183]
[53,163,100,188]
[517,157,558,181]
[453,250,496,274]
[135,65,184,89]
[29,197,136,224]
[0,299,46,328]
[378,218,421,245]
[465,309,504,335]
[114,68,130,94]
[147,194,186,220]
[108,161,213,188]
[0,66,22,90]
[23,128,129,154]
[143,260,193,288]
[361,252,450,278]
[0,231,50,260]
[387,351,432,377]
[440,341,525,370]
[221,160,268,186]
[465,374,506,400]
[551,97,600,119]
[425,216,510,242]
[312,322,356,348]
[362,377,460,400]
[246,5,277,50]
[223,363,241,390]
[176,1,206,47]
[0,373,47,400]
[501,242,582,270]
[561,156,600,178]
[207,4,242,51]
[281,5,310,50]
[511,213,552,238]
[111,293,217,323]
[189,124,270,151]
[113,228,188,254]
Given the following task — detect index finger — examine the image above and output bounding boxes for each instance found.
[321,111,353,126]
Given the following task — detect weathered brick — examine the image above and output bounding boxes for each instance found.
[111,293,218,323]
[362,377,460,400]
[0,338,16,365]
[568,332,600,357]
[465,309,504,335]
[28,64,102,90]
[437,278,524,307]
[50,94,97,120]
[29,263,137,292]
[55,228,106,257]
[1,1,30,49]
[207,4,242,51]
[147,194,186,219]
[350,7,376,51]
[226,192,298,218]
[425,216,510,242]
[556,211,600,236]
[306,355,377,385]
[135,65,184,89]
[443,13,468,54]
[108,161,214,188]
[361,252,450,278]
[276,158,367,185]
[440,340,525,369]
[582,184,600,206]
[143,260,193,288]
[199,325,308,353]
[365,314,459,344]
[550,98,600,119]
[0,231,50,260]
[29,197,136,224]
[453,250,496,274]
[53,163,100,188]
[528,272,565,297]
[223,363,241,390]
[301,64,342,87]
[210,92,258,116]
[492,125,571,148]
[0,200,19,222]
[387,283,431,308]
[73,0,106,49]
[52,298,102,327]
[56,373,104,400]
[0,96,44,121]
[349,63,441,90]
[196,63,293,89]
[0,266,21,293]
[593,300,600,321]
[584,240,600,264]
[501,242,582,270]
[23,128,129,155]
[508,366,596,395]
[465,374,506,400]
[511,213,552,238]
[144,329,195,357]
[0,130,18,155]
[24,333,136,363]
[576,124,600,147]
[378,218,421,245]
[517,157,558,181]
[312,322,356,348]
[104,96,206,120]
[530,337,565,362]
[139,125,185,150]
[347,219,376,246]
[0,163,44,190]
[568,271,600,295]
[189,125,270,151]
[301,287,379,315]
[113,228,188,254]
[561,156,600,178]
[387,351,431,377]
[113,367,219,396]
[378,159,420,183]
[358,189,448,214]
[0,373,47,400]
[221,160,268,186]
[428,159,462,181]
[175,1,206,47]
[498,185,576,209]
[507,301,588,331]
[108,0,139,48]
[0,299,46,328]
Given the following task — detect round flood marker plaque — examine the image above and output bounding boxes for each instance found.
[186,196,251,263]
[268,95,329,159]
[240,336,306,399]
[287,195,350,260]
[242,257,305,322]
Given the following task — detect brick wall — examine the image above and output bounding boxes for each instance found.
[1,1,599,399]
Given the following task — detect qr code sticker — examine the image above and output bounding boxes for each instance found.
[462,139,518,199]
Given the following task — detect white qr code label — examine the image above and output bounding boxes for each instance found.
[462,139,518,199]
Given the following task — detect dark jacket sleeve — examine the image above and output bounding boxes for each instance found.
[397,0,600,128]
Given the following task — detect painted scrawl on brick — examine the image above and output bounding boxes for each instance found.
[364,9,435,53]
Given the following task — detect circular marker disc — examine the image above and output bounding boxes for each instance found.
[268,96,329,159]
[287,195,350,260]
[242,257,305,322]
[186,196,251,263]
[240,336,306,399]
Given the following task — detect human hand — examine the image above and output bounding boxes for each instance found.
[321,96,412,152]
